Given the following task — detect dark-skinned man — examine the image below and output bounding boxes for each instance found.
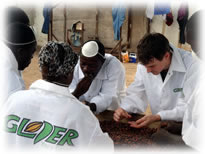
[69,40,126,114]
[0,7,36,107]
[0,23,36,107]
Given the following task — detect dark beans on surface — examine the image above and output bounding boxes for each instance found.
[100,120,157,147]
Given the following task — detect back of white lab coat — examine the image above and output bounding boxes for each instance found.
[3,80,113,151]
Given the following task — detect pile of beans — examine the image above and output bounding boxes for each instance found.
[100,120,157,147]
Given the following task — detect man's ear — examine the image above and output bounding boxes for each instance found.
[165,51,170,59]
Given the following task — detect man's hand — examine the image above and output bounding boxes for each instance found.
[113,108,132,122]
[72,76,94,99]
[128,114,161,128]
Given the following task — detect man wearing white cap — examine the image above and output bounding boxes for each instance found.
[69,40,126,114]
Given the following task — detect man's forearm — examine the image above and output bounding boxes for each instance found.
[72,90,81,99]
[85,101,97,112]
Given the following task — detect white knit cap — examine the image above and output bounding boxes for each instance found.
[82,41,99,57]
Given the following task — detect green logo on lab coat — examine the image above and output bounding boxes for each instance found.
[173,88,183,93]
[5,114,79,146]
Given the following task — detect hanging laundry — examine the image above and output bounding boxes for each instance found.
[42,3,52,34]
[154,3,171,15]
[166,12,174,26]
[177,3,189,44]
[146,3,154,19]
[146,2,170,19]
[112,6,126,40]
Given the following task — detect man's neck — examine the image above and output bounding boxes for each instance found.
[164,52,172,70]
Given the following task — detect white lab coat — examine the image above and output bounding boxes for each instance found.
[69,54,126,114]
[120,44,201,121]
[3,80,114,151]
[182,61,205,151]
[0,42,25,107]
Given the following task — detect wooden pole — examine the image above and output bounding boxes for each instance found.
[162,20,166,35]
[95,8,99,40]
[127,8,131,49]
[119,27,122,61]
[147,18,151,33]
[50,8,53,41]
[64,6,67,42]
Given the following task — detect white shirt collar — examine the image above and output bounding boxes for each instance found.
[169,43,186,73]
[30,79,75,99]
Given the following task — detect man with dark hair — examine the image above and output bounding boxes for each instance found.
[136,33,171,67]
[0,6,33,107]
[0,23,36,106]
[114,33,200,131]
[69,40,126,114]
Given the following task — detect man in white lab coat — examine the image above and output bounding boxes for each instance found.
[3,41,114,151]
[114,33,200,129]
[0,22,36,108]
[69,40,126,114]
[0,7,35,107]
[182,11,205,151]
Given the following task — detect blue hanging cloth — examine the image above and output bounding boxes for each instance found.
[154,3,171,15]
[112,6,126,40]
[42,4,52,34]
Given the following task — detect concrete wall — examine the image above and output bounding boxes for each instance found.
[17,4,48,47]
[50,5,129,49]
[18,2,201,52]
[49,5,149,53]
[129,6,148,53]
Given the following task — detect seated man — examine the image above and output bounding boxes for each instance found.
[114,33,200,130]
[3,41,113,150]
[69,40,126,114]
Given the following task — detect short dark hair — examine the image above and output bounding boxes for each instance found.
[4,23,36,48]
[137,33,171,65]
[4,23,36,70]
